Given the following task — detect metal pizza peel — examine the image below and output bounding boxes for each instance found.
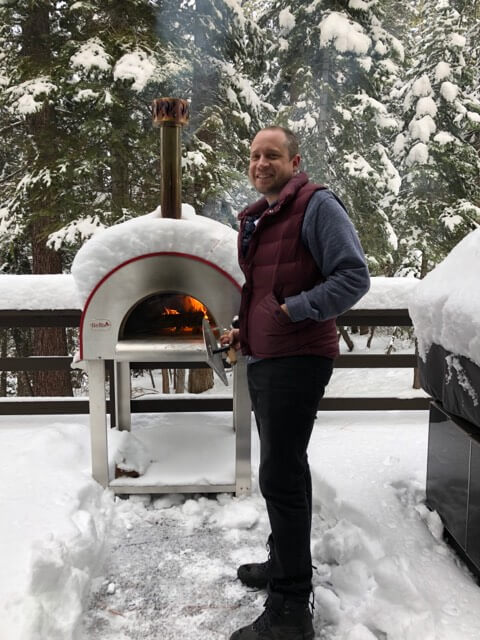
[202,318,236,386]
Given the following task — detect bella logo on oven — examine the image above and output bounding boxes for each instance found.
[90,319,112,330]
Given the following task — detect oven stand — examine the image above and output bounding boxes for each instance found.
[233,357,251,494]
[87,357,251,496]
[88,359,109,488]
[115,361,131,431]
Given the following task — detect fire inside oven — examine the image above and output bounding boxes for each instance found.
[121,292,217,339]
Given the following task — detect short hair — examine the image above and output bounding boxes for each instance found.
[260,126,299,159]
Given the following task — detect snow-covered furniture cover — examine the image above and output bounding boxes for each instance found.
[409,228,480,427]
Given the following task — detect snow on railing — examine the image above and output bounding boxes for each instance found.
[0,275,428,415]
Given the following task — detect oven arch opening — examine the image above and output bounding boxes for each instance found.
[120,291,219,341]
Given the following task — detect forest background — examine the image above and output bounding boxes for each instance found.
[0,0,479,397]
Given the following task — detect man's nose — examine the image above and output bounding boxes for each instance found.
[257,155,269,167]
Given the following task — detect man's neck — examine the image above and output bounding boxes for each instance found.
[265,194,278,206]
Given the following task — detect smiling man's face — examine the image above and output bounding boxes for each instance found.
[248,129,300,204]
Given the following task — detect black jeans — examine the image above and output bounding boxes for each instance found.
[247,355,333,601]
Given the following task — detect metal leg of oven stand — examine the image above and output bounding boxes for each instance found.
[87,359,109,488]
[115,361,131,432]
[233,355,251,496]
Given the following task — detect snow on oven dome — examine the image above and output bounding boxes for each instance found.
[71,204,244,305]
[408,227,480,367]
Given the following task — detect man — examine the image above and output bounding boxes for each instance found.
[223,126,370,640]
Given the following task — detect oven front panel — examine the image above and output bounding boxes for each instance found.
[80,253,241,359]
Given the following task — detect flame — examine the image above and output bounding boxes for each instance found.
[157,295,210,335]
[183,296,208,315]
[161,297,207,317]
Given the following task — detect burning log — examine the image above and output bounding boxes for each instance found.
[135,311,205,335]
[123,294,209,338]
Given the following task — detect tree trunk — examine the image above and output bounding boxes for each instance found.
[148,369,156,389]
[0,330,7,396]
[317,49,330,182]
[31,220,72,396]
[110,99,131,217]
[420,251,429,279]
[12,329,34,396]
[188,368,214,394]
[338,326,354,352]
[413,341,421,390]
[175,369,186,394]
[162,369,170,393]
[366,326,376,349]
[22,2,72,397]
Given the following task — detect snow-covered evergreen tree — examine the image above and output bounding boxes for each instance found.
[249,0,405,273]
[1,0,477,273]
[0,0,173,267]
[0,0,271,260]
[391,0,480,277]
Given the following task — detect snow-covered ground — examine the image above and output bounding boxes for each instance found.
[2,393,480,640]
[1,221,480,639]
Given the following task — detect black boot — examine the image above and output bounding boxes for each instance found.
[237,560,270,589]
[237,537,273,589]
[229,593,314,640]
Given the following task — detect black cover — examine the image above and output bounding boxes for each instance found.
[419,343,480,428]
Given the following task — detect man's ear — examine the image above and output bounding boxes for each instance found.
[292,154,301,172]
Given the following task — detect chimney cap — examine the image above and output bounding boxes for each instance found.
[152,97,189,127]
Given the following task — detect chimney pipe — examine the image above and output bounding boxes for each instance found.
[152,97,190,219]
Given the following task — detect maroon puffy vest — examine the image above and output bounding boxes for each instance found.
[237,172,339,359]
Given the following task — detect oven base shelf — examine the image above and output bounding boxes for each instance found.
[111,483,237,495]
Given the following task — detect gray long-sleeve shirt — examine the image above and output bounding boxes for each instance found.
[283,189,370,322]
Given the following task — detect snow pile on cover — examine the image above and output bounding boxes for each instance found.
[0,419,112,640]
[71,204,243,304]
[0,274,80,310]
[408,227,480,366]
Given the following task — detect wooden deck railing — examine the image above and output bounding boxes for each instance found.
[0,308,430,416]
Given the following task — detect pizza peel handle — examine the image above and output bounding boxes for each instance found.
[202,318,228,386]
[227,346,237,364]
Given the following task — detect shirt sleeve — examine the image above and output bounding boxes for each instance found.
[284,190,370,322]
